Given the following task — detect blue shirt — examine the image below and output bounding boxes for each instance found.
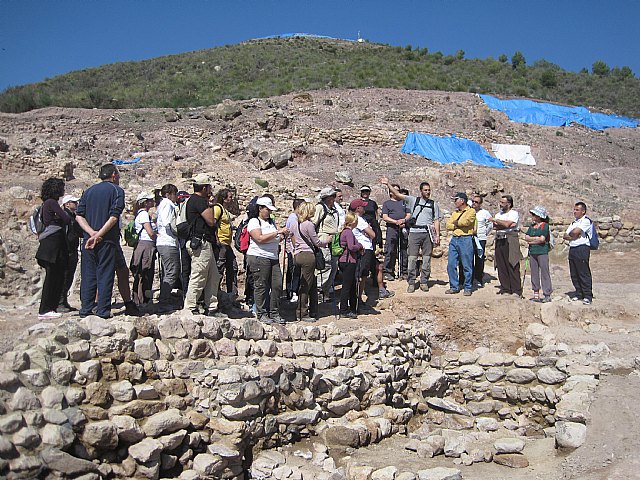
[77,181,125,244]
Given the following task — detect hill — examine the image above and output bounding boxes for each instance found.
[1,36,639,117]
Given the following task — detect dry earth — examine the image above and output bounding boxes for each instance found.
[0,88,639,478]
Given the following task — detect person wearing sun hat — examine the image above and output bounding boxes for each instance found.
[58,194,83,312]
[525,205,553,303]
[129,191,157,306]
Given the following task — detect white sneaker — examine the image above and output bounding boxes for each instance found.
[290,294,298,303]
[38,311,62,320]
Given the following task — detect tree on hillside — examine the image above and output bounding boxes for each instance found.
[456,50,465,60]
[498,54,508,63]
[511,51,526,69]
[592,60,610,76]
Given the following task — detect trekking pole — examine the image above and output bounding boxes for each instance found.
[280,244,287,299]
[331,271,339,320]
[521,256,529,299]
[397,232,401,279]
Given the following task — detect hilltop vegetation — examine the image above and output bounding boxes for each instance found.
[1,36,639,117]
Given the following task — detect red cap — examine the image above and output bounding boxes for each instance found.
[349,198,369,210]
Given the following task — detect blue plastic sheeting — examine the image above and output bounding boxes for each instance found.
[111,157,141,165]
[480,94,638,130]
[400,133,506,168]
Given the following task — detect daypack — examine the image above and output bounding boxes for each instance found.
[175,198,191,240]
[124,220,141,248]
[330,232,344,257]
[586,217,599,250]
[233,196,259,254]
[29,205,45,235]
[314,202,329,232]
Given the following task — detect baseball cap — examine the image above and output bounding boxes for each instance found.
[192,173,214,185]
[349,198,369,210]
[256,197,277,211]
[60,195,80,205]
[136,192,155,203]
[318,187,337,199]
[451,192,468,202]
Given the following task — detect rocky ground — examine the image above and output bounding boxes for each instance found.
[1,89,639,479]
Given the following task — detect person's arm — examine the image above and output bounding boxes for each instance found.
[456,208,476,229]
[81,216,119,249]
[446,213,456,231]
[363,225,376,240]
[563,222,584,241]
[379,177,407,201]
[249,220,288,243]
[49,201,71,224]
[303,221,328,247]
[345,230,363,252]
[382,213,399,225]
[200,206,216,228]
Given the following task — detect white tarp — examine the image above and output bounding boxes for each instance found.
[491,144,536,166]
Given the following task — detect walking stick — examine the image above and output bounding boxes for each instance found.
[521,256,529,298]
[331,267,338,321]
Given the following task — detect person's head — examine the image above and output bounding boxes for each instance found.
[451,192,468,210]
[360,185,372,199]
[135,192,155,215]
[342,211,358,230]
[161,184,178,204]
[529,206,548,223]
[319,187,337,207]
[99,164,119,184]
[292,198,305,213]
[419,182,431,199]
[176,191,190,204]
[296,202,316,223]
[399,188,409,196]
[61,195,79,212]
[389,183,402,200]
[574,201,587,219]
[499,195,514,212]
[472,195,483,211]
[335,188,344,204]
[215,188,233,207]
[349,198,368,216]
[192,173,213,196]
[40,177,65,201]
[256,196,276,219]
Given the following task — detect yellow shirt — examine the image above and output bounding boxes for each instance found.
[213,204,232,245]
[446,206,476,236]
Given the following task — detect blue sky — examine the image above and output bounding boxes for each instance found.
[1,0,639,91]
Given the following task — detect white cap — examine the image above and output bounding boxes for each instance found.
[61,195,80,205]
[136,192,155,203]
[256,197,277,211]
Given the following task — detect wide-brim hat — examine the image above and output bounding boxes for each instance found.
[530,205,549,220]
[136,192,155,203]
[318,187,337,199]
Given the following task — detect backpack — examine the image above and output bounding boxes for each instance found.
[407,198,435,228]
[124,220,141,248]
[314,203,329,232]
[330,232,344,257]
[586,217,599,250]
[29,205,45,235]
[175,198,191,240]
[233,196,259,254]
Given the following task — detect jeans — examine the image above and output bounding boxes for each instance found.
[157,245,181,307]
[294,251,317,318]
[568,245,592,300]
[246,255,282,319]
[80,241,117,318]
[384,226,408,277]
[447,236,474,292]
[407,231,432,285]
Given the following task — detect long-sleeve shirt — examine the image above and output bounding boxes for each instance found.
[42,198,71,227]
[291,220,327,254]
[446,206,476,236]
[338,228,363,264]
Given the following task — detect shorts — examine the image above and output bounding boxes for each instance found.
[356,250,376,278]
[115,244,127,270]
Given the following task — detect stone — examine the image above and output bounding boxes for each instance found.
[10,387,41,410]
[256,339,277,356]
[276,409,321,425]
[328,396,361,416]
[293,341,327,357]
[525,323,555,350]
[216,338,237,356]
[19,368,49,387]
[158,317,187,338]
[134,384,159,400]
[193,453,227,476]
[50,360,75,384]
[159,430,187,451]
[67,340,91,362]
[335,171,353,184]
[506,368,536,384]
[494,437,525,453]
[109,380,135,402]
[76,360,101,383]
[12,427,40,448]
[0,413,24,433]
[134,337,159,360]
[459,364,484,378]
[220,404,261,420]
[40,424,74,448]
[80,317,116,336]
[420,369,449,396]
[112,415,144,443]
[129,437,163,463]
[81,420,118,449]
[43,409,68,425]
[537,366,567,384]
[485,367,506,382]
[0,371,20,389]
[426,397,471,416]
[372,466,398,480]
[416,467,462,480]
[41,447,98,475]
[143,408,190,437]
[243,318,265,340]
[476,417,499,431]
[85,382,111,407]
[323,425,361,448]
[493,453,529,468]
[443,434,467,457]
[65,387,85,406]
[555,421,587,449]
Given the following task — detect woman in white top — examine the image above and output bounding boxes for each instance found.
[155,184,180,313]
[130,192,157,306]
[246,197,289,324]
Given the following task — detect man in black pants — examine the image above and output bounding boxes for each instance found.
[381,184,410,281]
[563,202,594,305]
[58,195,82,312]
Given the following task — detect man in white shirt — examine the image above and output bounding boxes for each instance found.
[489,195,522,296]
[472,195,492,287]
[335,188,346,228]
[563,201,593,304]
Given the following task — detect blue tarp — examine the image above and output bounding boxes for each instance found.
[480,94,638,130]
[111,157,142,165]
[400,133,506,168]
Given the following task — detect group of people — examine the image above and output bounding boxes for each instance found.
[34,163,596,322]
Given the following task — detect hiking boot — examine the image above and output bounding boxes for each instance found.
[541,296,552,303]
[300,315,317,323]
[463,290,472,297]
[383,273,395,282]
[379,288,394,299]
[407,284,416,293]
[420,283,429,292]
[340,311,357,319]
[270,314,286,325]
[445,289,460,294]
[124,301,141,317]
[259,315,273,325]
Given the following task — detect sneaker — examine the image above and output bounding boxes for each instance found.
[463,290,472,296]
[570,296,581,302]
[58,302,77,312]
[582,298,592,305]
[124,301,141,316]
[407,284,416,293]
[379,288,394,299]
[270,314,286,325]
[340,311,357,319]
[445,289,460,294]
[541,296,552,303]
[38,311,62,320]
[300,315,317,323]
[420,284,429,292]
[530,297,541,303]
[383,273,395,282]
[289,294,298,303]
[259,315,273,325]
